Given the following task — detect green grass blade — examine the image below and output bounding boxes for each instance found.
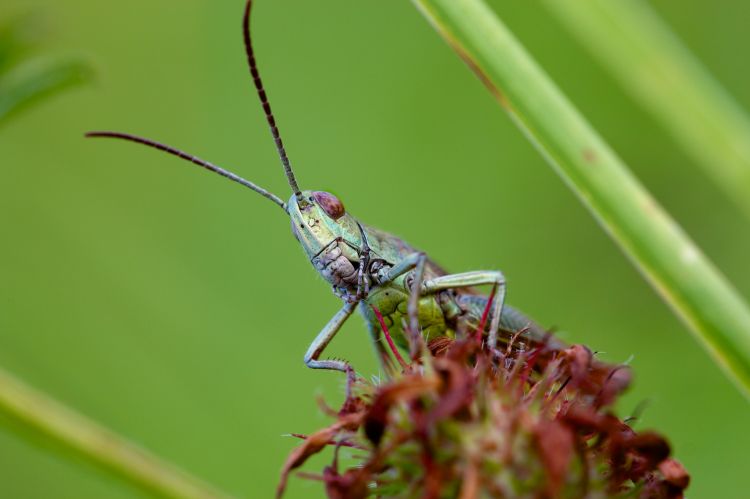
[0,58,91,125]
[544,0,750,219]
[0,12,227,498]
[0,13,41,73]
[412,0,750,398]
[0,367,234,499]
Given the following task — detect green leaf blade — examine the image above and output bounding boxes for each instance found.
[412,0,750,398]
[0,58,91,124]
[544,0,750,219]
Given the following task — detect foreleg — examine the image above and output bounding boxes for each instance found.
[304,301,358,374]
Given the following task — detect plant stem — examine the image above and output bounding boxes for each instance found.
[411,0,750,399]
[543,0,750,220]
[0,366,234,499]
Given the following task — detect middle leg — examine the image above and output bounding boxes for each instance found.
[421,270,506,350]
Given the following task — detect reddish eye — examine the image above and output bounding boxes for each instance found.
[312,191,345,220]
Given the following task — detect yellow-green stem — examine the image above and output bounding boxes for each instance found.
[0,367,233,499]
[544,0,750,219]
[412,0,750,399]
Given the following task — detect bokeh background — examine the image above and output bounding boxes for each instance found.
[1,0,748,497]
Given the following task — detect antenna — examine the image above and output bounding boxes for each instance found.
[243,0,301,196]
[86,131,287,210]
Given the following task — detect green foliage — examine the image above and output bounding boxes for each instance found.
[0,367,232,499]
[0,14,90,125]
[544,0,750,220]
[0,11,230,499]
[412,0,750,399]
[2,1,749,497]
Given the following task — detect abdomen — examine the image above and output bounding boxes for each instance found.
[361,284,448,351]
[361,285,563,353]
[454,294,564,350]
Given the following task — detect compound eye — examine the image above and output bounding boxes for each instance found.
[312,191,345,220]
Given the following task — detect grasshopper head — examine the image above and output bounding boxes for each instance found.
[87,1,369,293]
[288,191,365,289]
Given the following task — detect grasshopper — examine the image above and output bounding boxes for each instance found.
[87,0,564,382]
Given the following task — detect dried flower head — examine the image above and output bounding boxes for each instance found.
[278,313,689,498]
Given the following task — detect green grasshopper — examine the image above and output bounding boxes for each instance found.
[87,0,563,381]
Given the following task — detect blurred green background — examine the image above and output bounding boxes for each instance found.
[1,0,748,497]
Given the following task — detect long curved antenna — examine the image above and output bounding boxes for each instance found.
[86,131,287,211]
[243,0,301,196]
